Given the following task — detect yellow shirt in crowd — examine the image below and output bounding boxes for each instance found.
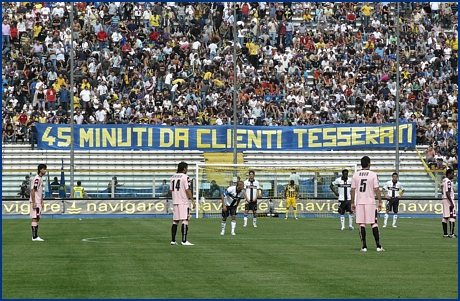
[361,5,372,16]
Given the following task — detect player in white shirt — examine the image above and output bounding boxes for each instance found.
[30,164,47,241]
[220,181,245,236]
[382,172,405,228]
[169,162,195,246]
[441,169,457,238]
[243,170,261,228]
[330,169,354,230]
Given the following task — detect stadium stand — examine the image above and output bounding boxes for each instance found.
[1,2,458,198]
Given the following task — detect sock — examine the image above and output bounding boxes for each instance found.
[181,224,188,243]
[231,220,236,232]
[349,214,354,227]
[340,215,345,228]
[359,226,366,248]
[450,221,456,235]
[393,214,398,226]
[171,224,178,242]
[293,209,297,219]
[384,213,388,225]
[221,220,226,232]
[372,226,381,248]
[285,209,289,218]
[32,221,38,239]
[253,217,257,225]
[443,222,448,235]
[244,215,248,225]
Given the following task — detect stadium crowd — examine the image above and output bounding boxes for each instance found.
[1,2,458,160]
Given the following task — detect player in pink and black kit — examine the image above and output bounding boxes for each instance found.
[169,162,195,246]
[442,169,457,238]
[30,164,47,241]
[351,156,384,252]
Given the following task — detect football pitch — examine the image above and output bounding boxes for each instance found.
[2,217,458,299]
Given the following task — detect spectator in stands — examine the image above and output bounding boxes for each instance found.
[208,180,222,198]
[158,179,170,197]
[18,175,30,199]
[445,153,457,170]
[447,138,458,154]
[3,122,15,144]
[289,171,301,185]
[0,1,457,151]
[14,122,26,144]
[50,176,60,195]
[424,145,436,166]
[108,176,124,197]
[434,157,447,170]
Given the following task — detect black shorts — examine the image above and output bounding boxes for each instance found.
[386,198,399,213]
[338,200,352,215]
[245,202,258,211]
[222,206,237,217]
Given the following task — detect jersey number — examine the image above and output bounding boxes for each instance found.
[359,179,367,192]
[171,180,181,191]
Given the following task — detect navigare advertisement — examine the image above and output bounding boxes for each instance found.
[3,199,63,215]
[2,198,445,216]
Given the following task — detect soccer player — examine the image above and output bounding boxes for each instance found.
[30,164,47,241]
[283,180,300,220]
[169,162,195,246]
[330,169,354,230]
[221,181,245,236]
[442,169,457,238]
[382,172,405,228]
[243,170,260,228]
[351,156,384,252]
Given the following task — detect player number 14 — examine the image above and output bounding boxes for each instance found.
[171,180,180,191]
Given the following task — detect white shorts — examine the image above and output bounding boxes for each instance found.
[173,204,189,221]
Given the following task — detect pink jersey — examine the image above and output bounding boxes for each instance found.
[29,174,43,205]
[442,178,454,202]
[351,169,379,205]
[170,173,191,205]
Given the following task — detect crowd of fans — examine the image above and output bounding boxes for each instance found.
[1,2,458,161]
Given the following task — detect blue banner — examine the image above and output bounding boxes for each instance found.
[36,123,416,152]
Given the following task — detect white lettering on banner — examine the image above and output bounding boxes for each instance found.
[1,199,445,215]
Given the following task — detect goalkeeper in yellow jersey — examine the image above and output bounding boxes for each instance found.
[282,180,300,220]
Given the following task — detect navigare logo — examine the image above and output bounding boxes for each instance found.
[67,201,82,214]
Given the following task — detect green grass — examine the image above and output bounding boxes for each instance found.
[2,217,458,299]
